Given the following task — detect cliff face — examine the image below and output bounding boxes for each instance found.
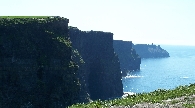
[133,43,170,58]
[0,17,80,107]
[113,40,141,76]
[69,27,123,101]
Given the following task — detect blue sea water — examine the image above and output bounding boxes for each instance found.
[122,45,195,94]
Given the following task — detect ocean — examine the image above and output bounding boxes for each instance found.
[122,45,195,94]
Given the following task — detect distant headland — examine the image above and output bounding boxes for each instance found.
[133,43,170,58]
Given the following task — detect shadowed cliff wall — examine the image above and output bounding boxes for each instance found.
[69,27,123,101]
[113,40,141,76]
[133,43,170,58]
[0,17,80,107]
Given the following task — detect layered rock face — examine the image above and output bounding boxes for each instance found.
[133,43,170,58]
[113,40,141,76]
[0,17,80,107]
[69,27,123,101]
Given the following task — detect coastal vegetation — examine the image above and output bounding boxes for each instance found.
[69,83,195,107]
[0,16,52,18]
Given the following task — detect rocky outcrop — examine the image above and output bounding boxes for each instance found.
[0,17,80,107]
[113,40,141,76]
[133,43,170,58]
[69,27,123,101]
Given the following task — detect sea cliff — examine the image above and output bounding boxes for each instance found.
[113,40,141,76]
[69,27,123,101]
[133,43,170,58]
[0,17,80,107]
[0,16,154,107]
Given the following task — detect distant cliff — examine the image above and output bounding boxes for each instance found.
[0,17,80,107]
[133,43,170,58]
[113,40,141,76]
[69,27,123,101]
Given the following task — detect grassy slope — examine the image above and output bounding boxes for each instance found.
[69,83,195,108]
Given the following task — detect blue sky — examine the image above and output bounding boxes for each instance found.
[1,0,195,46]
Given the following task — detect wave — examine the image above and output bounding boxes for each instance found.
[180,76,189,79]
[122,92,136,98]
[123,75,144,78]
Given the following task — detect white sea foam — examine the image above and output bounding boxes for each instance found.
[122,92,136,98]
[180,76,189,79]
[123,75,144,78]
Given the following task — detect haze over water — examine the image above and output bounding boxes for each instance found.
[123,45,195,93]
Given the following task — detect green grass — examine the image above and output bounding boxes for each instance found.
[183,103,195,108]
[0,16,67,26]
[0,16,56,18]
[69,83,195,108]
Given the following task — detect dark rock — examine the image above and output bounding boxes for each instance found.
[113,40,141,76]
[69,27,123,101]
[133,43,170,58]
[0,17,79,107]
